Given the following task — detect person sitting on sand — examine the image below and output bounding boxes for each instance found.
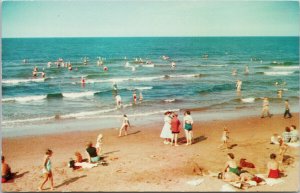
[218,171,240,182]
[267,153,280,178]
[282,127,291,143]
[39,149,54,191]
[119,114,130,137]
[270,133,280,144]
[183,111,194,145]
[86,142,100,163]
[73,152,98,169]
[219,126,230,149]
[170,113,181,146]
[95,133,103,155]
[290,125,299,143]
[2,156,13,183]
[160,111,172,144]
[224,153,240,175]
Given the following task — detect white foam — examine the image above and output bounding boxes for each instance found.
[60,108,117,119]
[164,99,176,102]
[130,86,153,90]
[271,66,299,70]
[62,91,95,98]
[2,116,53,125]
[169,74,200,78]
[142,64,155,67]
[241,97,255,103]
[200,64,227,67]
[264,71,294,76]
[2,78,45,84]
[2,95,47,102]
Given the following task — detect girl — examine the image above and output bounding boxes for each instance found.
[183,111,194,145]
[170,113,181,146]
[160,111,172,144]
[219,127,230,149]
[119,115,130,137]
[39,149,54,191]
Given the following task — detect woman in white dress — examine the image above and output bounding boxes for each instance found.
[160,111,172,144]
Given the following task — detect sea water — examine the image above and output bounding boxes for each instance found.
[2,37,299,137]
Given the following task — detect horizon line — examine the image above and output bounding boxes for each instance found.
[2,35,299,39]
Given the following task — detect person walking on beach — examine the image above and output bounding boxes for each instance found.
[236,80,242,92]
[283,99,292,118]
[183,111,194,145]
[170,113,181,146]
[261,97,271,118]
[39,149,54,191]
[218,126,230,149]
[119,114,130,137]
[160,111,172,144]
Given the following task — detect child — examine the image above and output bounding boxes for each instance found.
[119,114,130,137]
[39,149,54,191]
[95,134,103,155]
[170,113,181,146]
[219,127,230,149]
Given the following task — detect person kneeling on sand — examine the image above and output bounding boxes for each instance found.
[86,142,100,163]
[224,153,240,176]
[267,153,281,178]
[2,156,13,183]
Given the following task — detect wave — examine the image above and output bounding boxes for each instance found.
[62,91,95,98]
[2,116,54,125]
[241,97,255,103]
[164,99,176,102]
[2,95,47,102]
[127,86,153,91]
[142,64,155,67]
[60,108,117,119]
[2,78,45,84]
[198,64,227,67]
[264,71,295,76]
[271,66,299,70]
[199,83,235,94]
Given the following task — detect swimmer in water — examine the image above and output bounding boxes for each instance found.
[232,69,237,76]
[103,66,108,71]
[41,71,46,78]
[244,65,249,75]
[47,62,51,67]
[236,80,242,92]
[139,91,143,101]
[171,62,176,68]
[113,82,118,91]
[81,76,86,84]
[32,70,38,77]
[133,91,137,104]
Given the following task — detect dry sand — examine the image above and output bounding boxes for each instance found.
[2,113,299,192]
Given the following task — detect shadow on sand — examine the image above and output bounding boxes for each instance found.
[55,175,87,189]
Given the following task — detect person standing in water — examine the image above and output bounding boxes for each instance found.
[139,91,143,101]
[261,97,271,118]
[236,80,242,92]
[244,65,249,75]
[115,95,122,108]
[133,91,137,104]
[283,99,292,118]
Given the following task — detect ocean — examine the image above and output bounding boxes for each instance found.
[2,37,299,137]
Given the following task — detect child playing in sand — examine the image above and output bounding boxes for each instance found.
[95,133,103,155]
[119,114,130,137]
[219,126,230,149]
[39,149,54,191]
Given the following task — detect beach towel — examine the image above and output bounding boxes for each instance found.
[255,174,284,186]
[240,158,255,168]
[186,179,204,186]
[220,184,236,192]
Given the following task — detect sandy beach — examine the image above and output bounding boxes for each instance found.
[2,113,299,192]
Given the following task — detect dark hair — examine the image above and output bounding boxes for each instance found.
[123,114,127,117]
[217,172,223,179]
[86,142,93,148]
[185,111,191,115]
[285,127,291,132]
[285,99,289,102]
[291,125,296,130]
[2,155,4,162]
[45,149,53,155]
[270,153,276,159]
[227,153,234,159]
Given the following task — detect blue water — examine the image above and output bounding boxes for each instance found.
[2,37,299,136]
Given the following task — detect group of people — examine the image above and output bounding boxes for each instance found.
[32,66,46,78]
[261,98,292,119]
[114,84,143,108]
[160,110,194,146]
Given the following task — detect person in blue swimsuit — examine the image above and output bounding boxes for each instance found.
[39,149,54,191]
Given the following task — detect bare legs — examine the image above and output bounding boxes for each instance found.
[171,133,179,146]
[119,125,128,137]
[39,172,54,191]
[185,130,193,145]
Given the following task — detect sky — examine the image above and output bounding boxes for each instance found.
[2,0,299,37]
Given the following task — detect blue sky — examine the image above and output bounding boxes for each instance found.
[2,1,299,37]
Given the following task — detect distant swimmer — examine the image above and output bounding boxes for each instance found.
[41,71,46,78]
[125,62,130,67]
[103,66,108,71]
[244,65,249,75]
[131,66,136,71]
[32,70,38,77]
[81,76,86,84]
[146,60,152,64]
[115,95,122,108]
[113,82,118,91]
[162,55,170,60]
[33,66,38,72]
[133,91,137,104]
[171,62,176,68]
[236,80,242,92]
[47,62,52,67]
[68,63,72,71]
[22,59,27,63]
[139,91,143,101]
[232,69,237,76]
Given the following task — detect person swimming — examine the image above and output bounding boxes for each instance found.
[103,66,108,71]
[81,76,86,84]
[171,62,176,68]
[41,71,46,78]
